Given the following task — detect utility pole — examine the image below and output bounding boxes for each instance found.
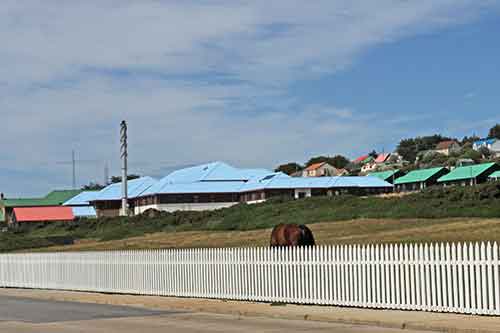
[120,120,128,216]
[104,163,109,186]
[56,150,99,189]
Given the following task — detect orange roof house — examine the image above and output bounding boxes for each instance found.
[302,162,341,177]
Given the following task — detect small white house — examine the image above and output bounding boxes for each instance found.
[491,141,500,157]
[473,138,497,151]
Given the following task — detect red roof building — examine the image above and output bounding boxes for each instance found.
[353,155,369,163]
[375,153,390,163]
[13,206,74,223]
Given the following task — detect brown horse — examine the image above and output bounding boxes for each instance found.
[270,223,316,247]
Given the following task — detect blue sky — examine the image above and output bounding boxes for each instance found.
[1,1,499,196]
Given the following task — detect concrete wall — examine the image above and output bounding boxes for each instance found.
[134,202,238,215]
[96,208,120,218]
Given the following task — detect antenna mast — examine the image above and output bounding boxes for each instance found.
[72,150,76,189]
[120,120,128,216]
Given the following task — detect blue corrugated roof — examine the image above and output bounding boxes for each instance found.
[474,138,497,146]
[138,163,392,197]
[72,206,97,218]
[142,162,273,196]
[333,176,393,188]
[63,191,99,206]
[94,177,156,201]
[240,174,392,192]
[153,181,246,194]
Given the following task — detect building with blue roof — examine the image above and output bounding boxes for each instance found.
[473,138,497,151]
[63,191,99,218]
[130,162,392,215]
[90,177,156,217]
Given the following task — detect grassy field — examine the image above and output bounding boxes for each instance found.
[31,217,500,252]
[2,181,500,252]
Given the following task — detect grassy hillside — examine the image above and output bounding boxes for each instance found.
[31,218,500,252]
[1,181,500,252]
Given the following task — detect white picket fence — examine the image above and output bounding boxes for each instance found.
[0,242,499,315]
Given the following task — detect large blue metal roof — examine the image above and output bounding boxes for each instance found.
[142,162,273,196]
[332,176,393,188]
[63,191,99,206]
[152,181,246,194]
[107,163,393,198]
[94,177,157,201]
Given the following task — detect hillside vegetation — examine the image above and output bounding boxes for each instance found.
[1,181,500,252]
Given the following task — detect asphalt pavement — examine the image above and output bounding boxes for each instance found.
[0,295,434,332]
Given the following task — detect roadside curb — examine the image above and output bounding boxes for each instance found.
[1,288,499,333]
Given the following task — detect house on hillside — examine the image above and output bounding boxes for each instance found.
[302,162,340,177]
[394,167,449,192]
[473,138,496,151]
[360,162,377,173]
[491,141,500,157]
[434,140,461,156]
[374,153,391,164]
[366,169,405,184]
[132,162,393,215]
[353,155,371,164]
[437,162,500,186]
[0,190,82,225]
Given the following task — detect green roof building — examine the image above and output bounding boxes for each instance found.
[0,189,82,224]
[0,190,82,208]
[437,162,499,186]
[489,170,500,181]
[394,167,449,192]
[366,169,404,184]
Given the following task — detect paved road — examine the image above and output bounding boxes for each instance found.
[0,295,435,332]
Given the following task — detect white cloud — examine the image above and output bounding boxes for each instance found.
[0,1,498,195]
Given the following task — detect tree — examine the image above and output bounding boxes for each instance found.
[460,148,482,163]
[396,134,453,162]
[305,155,350,169]
[478,146,492,159]
[329,155,350,169]
[488,124,500,139]
[81,182,105,191]
[461,135,480,145]
[110,174,141,183]
[275,162,303,175]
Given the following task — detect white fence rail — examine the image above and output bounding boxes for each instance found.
[1,242,499,315]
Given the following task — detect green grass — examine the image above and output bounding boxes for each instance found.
[1,181,500,253]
